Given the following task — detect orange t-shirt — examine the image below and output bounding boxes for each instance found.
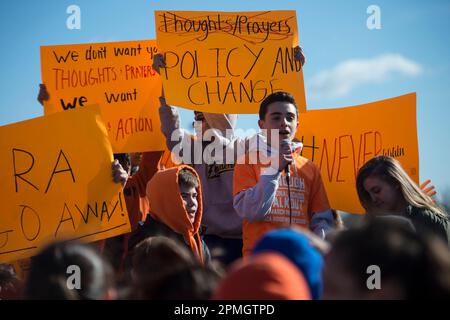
[233,152,330,256]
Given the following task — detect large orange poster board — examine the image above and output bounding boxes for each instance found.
[296,93,419,214]
[0,106,131,262]
[41,40,165,153]
[155,10,306,114]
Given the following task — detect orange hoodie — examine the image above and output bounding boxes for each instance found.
[158,148,177,170]
[100,151,164,274]
[146,165,204,262]
[125,151,164,229]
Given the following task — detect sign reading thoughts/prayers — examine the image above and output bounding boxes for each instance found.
[41,40,165,153]
[155,10,306,114]
[296,93,419,214]
[0,106,131,263]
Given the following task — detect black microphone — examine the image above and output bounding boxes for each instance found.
[281,138,293,226]
[285,163,291,177]
[280,139,292,176]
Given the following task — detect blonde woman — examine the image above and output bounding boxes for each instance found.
[356,156,450,246]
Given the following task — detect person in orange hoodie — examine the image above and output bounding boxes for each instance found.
[233,92,334,256]
[128,165,210,264]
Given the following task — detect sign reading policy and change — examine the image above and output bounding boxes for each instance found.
[155,10,306,114]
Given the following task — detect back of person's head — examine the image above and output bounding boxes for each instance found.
[132,236,197,281]
[323,218,450,299]
[356,156,446,218]
[131,236,218,299]
[259,91,298,120]
[0,264,23,299]
[372,215,417,232]
[252,228,324,300]
[142,264,220,300]
[24,241,114,300]
[213,252,311,300]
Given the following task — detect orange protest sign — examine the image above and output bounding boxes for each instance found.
[295,93,419,214]
[40,40,165,153]
[0,106,131,263]
[155,10,305,114]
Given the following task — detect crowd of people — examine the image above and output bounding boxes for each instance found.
[1,48,449,300]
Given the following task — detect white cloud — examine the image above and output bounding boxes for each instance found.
[306,54,422,100]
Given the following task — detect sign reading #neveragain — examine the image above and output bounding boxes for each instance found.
[296,93,419,214]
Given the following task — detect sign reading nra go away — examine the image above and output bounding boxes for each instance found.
[0,106,131,263]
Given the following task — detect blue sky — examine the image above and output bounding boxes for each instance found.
[0,0,449,201]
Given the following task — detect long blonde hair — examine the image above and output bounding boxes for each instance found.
[356,156,448,219]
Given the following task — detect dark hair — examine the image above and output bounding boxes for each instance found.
[178,168,199,189]
[132,236,196,279]
[328,219,450,299]
[193,111,205,121]
[259,91,298,120]
[143,265,220,300]
[131,236,219,299]
[24,241,114,300]
[114,153,131,172]
[0,264,22,299]
[0,264,16,287]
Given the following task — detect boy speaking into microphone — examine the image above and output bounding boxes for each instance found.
[233,92,335,256]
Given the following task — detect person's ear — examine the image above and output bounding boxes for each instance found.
[258,119,264,129]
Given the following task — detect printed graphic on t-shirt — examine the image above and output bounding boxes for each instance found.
[207,163,235,179]
[263,175,309,226]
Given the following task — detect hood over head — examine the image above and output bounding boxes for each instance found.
[146,165,204,262]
